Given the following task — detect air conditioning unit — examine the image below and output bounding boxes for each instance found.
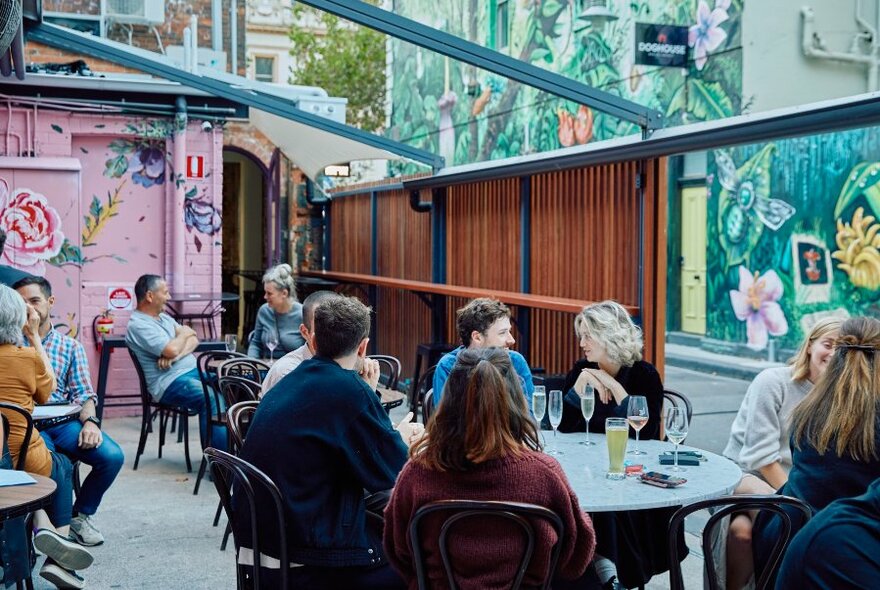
[104,0,165,26]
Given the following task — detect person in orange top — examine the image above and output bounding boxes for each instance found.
[0,284,94,588]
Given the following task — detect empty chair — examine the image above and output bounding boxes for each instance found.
[667,494,811,590]
[368,354,402,391]
[218,375,261,408]
[409,500,565,590]
[422,389,435,425]
[412,365,437,422]
[218,358,271,383]
[227,400,260,455]
[205,448,289,590]
[128,349,197,472]
[662,388,693,425]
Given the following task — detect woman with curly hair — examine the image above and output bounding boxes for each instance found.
[384,347,596,590]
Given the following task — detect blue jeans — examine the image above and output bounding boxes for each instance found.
[41,421,125,516]
[47,451,74,528]
[160,368,227,451]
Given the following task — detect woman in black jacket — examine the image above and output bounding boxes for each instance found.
[558,300,677,589]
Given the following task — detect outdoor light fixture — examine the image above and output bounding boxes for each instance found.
[324,164,351,177]
[574,0,618,31]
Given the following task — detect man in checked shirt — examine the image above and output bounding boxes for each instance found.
[15,276,124,547]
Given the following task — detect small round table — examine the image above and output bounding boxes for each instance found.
[378,387,406,412]
[550,433,742,512]
[32,404,81,431]
[0,474,57,522]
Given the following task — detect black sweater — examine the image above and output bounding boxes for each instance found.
[558,358,664,440]
[237,355,408,568]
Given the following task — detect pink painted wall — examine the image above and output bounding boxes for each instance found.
[0,106,224,415]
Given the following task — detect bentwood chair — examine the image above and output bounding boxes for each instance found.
[128,349,197,472]
[218,358,271,383]
[205,448,289,590]
[194,350,247,495]
[368,354,402,391]
[413,365,437,423]
[409,500,565,590]
[217,400,261,551]
[422,390,435,425]
[667,495,812,590]
[663,389,694,425]
[0,404,36,590]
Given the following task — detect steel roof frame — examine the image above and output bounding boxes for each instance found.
[295,0,664,132]
[25,21,444,170]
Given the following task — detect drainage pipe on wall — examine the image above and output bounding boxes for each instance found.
[172,96,188,291]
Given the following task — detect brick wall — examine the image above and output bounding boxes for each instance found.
[43,0,247,76]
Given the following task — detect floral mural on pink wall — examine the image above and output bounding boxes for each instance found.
[0,178,65,274]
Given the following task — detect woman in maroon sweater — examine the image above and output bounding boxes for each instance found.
[384,347,596,590]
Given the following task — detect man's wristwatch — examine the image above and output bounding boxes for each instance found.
[83,416,101,428]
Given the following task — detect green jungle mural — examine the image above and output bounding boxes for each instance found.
[388,0,742,170]
[707,128,880,352]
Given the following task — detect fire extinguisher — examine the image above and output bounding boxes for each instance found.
[94,310,115,352]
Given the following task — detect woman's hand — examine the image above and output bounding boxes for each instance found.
[582,368,627,405]
[394,412,425,447]
[575,369,607,403]
[22,305,40,340]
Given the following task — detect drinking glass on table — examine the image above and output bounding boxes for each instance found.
[532,386,546,424]
[626,395,649,455]
[546,389,564,456]
[263,332,279,360]
[224,333,238,353]
[665,406,689,472]
[605,417,628,480]
[579,384,595,446]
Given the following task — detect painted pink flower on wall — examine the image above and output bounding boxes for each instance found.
[729,266,789,351]
[0,180,64,275]
[688,0,728,70]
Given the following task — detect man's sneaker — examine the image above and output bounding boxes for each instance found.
[69,514,105,546]
[39,558,86,590]
[33,529,94,571]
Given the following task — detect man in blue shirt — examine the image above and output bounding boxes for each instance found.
[125,274,225,452]
[433,297,534,407]
[15,276,124,548]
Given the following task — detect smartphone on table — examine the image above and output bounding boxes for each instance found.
[639,471,687,488]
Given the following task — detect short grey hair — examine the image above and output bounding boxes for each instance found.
[263,263,298,302]
[574,300,643,366]
[0,284,26,346]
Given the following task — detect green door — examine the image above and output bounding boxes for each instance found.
[681,186,707,334]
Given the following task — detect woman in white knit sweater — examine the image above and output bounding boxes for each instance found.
[722,316,841,589]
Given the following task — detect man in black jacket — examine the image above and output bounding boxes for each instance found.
[237,295,421,589]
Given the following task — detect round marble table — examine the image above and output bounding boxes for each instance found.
[549,432,742,512]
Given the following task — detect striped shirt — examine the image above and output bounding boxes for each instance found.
[28,329,96,406]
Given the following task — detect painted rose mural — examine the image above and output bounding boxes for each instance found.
[0,180,64,274]
[707,128,880,352]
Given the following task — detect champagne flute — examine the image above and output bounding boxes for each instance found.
[626,395,649,455]
[547,389,564,456]
[532,386,546,424]
[579,384,595,446]
[665,407,689,472]
[264,332,279,360]
[224,333,238,353]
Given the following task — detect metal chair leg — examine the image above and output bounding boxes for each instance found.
[194,456,207,495]
[213,499,223,527]
[182,414,192,472]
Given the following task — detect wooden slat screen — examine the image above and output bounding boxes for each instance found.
[318,158,666,381]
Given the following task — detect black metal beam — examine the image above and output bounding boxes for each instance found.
[296,0,663,131]
[403,90,880,189]
[26,21,443,170]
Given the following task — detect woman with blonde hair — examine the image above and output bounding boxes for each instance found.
[752,316,880,586]
[384,347,596,589]
[247,263,305,359]
[721,316,841,589]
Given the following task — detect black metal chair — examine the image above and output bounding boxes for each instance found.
[411,344,454,413]
[205,448,289,590]
[667,495,812,590]
[368,354,402,391]
[218,358,271,382]
[412,365,437,422]
[216,400,261,551]
[218,376,262,408]
[0,402,32,470]
[409,500,565,590]
[663,388,694,425]
[193,350,247,495]
[128,349,198,472]
[422,389,435,425]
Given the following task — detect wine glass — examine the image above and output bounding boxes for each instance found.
[579,384,595,446]
[665,406,689,472]
[626,395,649,455]
[532,386,547,424]
[547,389,564,456]
[264,332,279,360]
[224,334,238,353]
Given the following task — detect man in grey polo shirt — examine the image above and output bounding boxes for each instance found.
[125,274,225,450]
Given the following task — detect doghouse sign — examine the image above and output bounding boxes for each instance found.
[107,287,134,311]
